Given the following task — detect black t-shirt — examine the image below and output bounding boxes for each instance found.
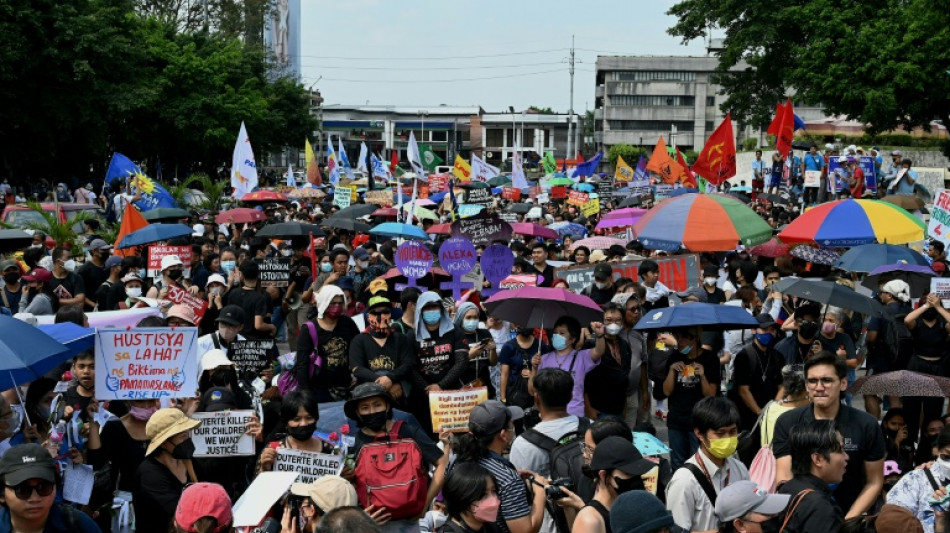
[772,404,886,514]
[77,262,107,310]
[62,385,93,420]
[295,317,360,389]
[87,418,148,492]
[703,286,727,305]
[289,258,312,290]
[912,318,949,358]
[664,349,721,431]
[352,420,443,467]
[585,283,617,306]
[584,337,632,416]
[411,325,469,389]
[731,343,785,425]
[459,328,495,393]
[776,474,843,533]
[349,332,415,384]
[531,263,555,288]
[132,457,186,533]
[224,287,270,338]
[50,271,85,303]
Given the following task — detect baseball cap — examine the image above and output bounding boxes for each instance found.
[290,475,358,514]
[702,265,719,278]
[87,239,112,251]
[352,247,369,261]
[160,255,184,271]
[589,436,656,477]
[22,268,52,284]
[367,295,392,311]
[368,278,388,295]
[0,443,57,485]
[468,400,524,436]
[167,304,196,325]
[105,256,124,269]
[755,313,777,329]
[205,274,227,288]
[593,263,613,281]
[891,150,903,156]
[0,259,20,273]
[175,482,233,533]
[335,276,355,292]
[215,305,246,326]
[201,387,237,412]
[121,273,143,283]
[715,480,790,522]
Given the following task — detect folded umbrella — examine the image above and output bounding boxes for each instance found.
[0,315,72,391]
[633,302,759,331]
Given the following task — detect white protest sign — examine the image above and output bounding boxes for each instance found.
[929,188,950,247]
[931,277,950,307]
[191,410,255,457]
[273,448,344,485]
[95,327,199,400]
[232,472,298,527]
[63,463,94,505]
[803,170,821,188]
[334,186,353,208]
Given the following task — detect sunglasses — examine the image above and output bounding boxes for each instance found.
[367,309,391,317]
[7,480,54,500]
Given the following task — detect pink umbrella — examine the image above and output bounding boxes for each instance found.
[483,287,603,328]
[512,222,558,240]
[748,238,790,258]
[603,208,648,219]
[570,236,627,251]
[596,211,647,230]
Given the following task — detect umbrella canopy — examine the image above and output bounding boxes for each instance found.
[118,223,192,249]
[371,207,399,218]
[141,207,191,222]
[506,203,535,214]
[777,199,926,247]
[288,188,326,199]
[321,218,371,233]
[727,192,751,204]
[216,208,266,224]
[332,204,377,219]
[241,190,288,203]
[632,193,772,252]
[596,208,648,230]
[757,193,787,205]
[749,238,790,258]
[833,244,929,273]
[572,182,595,193]
[0,315,72,390]
[545,177,574,187]
[400,204,439,221]
[547,222,587,239]
[570,236,627,251]
[861,262,936,296]
[37,323,95,358]
[881,194,925,210]
[789,245,841,266]
[458,181,490,189]
[0,229,34,254]
[618,196,642,208]
[483,287,603,328]
[769,278,885,316]
[848,370,950,397]
[255,223,326,239]
[488,176,512,187]
[426,223,452,235]
[633,432,671,456]
[667,187,699,197]
[633,302,760,331]
[369,222,430,241]
[511,222,558,240]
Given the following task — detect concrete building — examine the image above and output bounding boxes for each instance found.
[476,112,574,168]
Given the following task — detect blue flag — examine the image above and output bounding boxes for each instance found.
[105,153,140,184]
[634,155,648,185]
[104,152,177,211]
[793,113,807,131]
[572,152,603,178]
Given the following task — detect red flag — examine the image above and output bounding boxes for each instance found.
[766,98,795,157]
[675,148,696,188]
[692,113,737,186]
[390,150,399,174]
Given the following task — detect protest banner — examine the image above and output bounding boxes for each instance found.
[439,237,477,299]
[458,204,485,218]
[450,211,513,246]
[273,449,344,485]
[550,186,567,199]
[557,254,700,293]
[828,155,877,193]
[192,410,256,457]
[95,327,199,400]
[256,257,291,287]
[932,277,950,307]
[364,190,394,206]
[803,170,821,188]
[147,245,193,279]
[163,284,208,325]
[479,244,515,297]
[465,187,494,207]
[333,186,353,208]
[395,240,433,290]
[428,174,448,192]
[567,190,589,207]
[654,184,673,199]
[499,274,538,290]
[228,340,275,376]
[929,189,950,247]
[581,199,600,217]
[498,212,519,223]
[428,387,489,432]
[502,187,521,201]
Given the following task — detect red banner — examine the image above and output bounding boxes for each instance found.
[502,187,521,201]
[551,186,568,199]
[163,284,209,325]
[429,174,448,192]
[567,190,589,206]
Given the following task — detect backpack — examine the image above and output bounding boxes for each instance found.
[276,322,319,396]
[648,344,673,400]
[354,420,429,520]
[521,417,592,533]
[881,312,913,370]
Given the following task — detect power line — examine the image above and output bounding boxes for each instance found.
[299,61,565,71]
[290,48,568,61]
[318,69,565,84]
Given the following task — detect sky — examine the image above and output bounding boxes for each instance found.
[298,0,709,113]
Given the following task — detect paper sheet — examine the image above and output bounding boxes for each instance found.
[63,463,95,505]
[231,471,298,527]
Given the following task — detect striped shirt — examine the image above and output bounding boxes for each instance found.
[478,452,533,533]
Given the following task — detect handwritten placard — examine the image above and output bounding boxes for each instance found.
[95,327,199,400]
[147,245,193,279]
[163,284,208,325]
[499,274,538,290]
[479,244,515,297]
[428,387,489,432]
[274,449,344,485]
[228,339,275,376]
[932,277,950,307]
[256,257,291,287]
[334,186,353,208]
[450,210,513,246]
[567,190,589,206]
[192,410,255,457]
[465,187,494,207]
[502,187,521,201]
[395,241,432,290]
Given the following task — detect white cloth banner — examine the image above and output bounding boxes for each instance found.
[470,154,500,183]
[407,132,427,181]
[511,146,529,189]
[230,121,258,198]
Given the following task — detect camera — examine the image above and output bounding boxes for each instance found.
[545,478,574,500]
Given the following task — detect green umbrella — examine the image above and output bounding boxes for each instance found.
[141,207,192,221]
[546,177,574,187]
[459,181,490,189]
[488,176,512,187]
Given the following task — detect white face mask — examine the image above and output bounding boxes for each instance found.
[595,281,608,290]
[605,324,622,336]
[62,259,76,272]
[938,457,950,474]
[281,250,293,257]
[704,277,718,286]
[125,287,142,298]
[357,260,368,269]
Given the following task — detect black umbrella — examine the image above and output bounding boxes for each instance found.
[321,218,371,233]
[141,207,192,222]
[332,204,377,219]
[770,278,886,316]
[727,192,751,204]
[0,229,34,254]
[506,203,534,214]
[256,222,326,238]
[618,196,642,208]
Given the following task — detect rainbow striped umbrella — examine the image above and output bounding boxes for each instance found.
[777,199,926,247]
[632,193,772,252]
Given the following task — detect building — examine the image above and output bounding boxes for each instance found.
[476,112,574,169]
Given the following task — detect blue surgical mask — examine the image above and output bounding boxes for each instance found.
[422,310,442,325]
[754,333,775,347]
[221,260,235,273]
[138,268,147,279]
[320,262,333,273]
[680,344,693,355]
[551,333,568,351]
[462,319,479,332]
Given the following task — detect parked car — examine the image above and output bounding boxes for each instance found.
[2,203,106,237]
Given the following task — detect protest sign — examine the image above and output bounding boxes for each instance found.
[439,237,477,299]
[462,263,484,291]
[273,449,344,485]
[450,210,513,245]
[803,170,821,188]
[465,187,494,207]
[192,410,255,457]
[147,245,193,279]
[550,186,567,199]
[557,254,700,293]
[429,174,448,192]
[498,212,519,223]
[567,190,589,207]
[535,193,550,205]
[828,156,877,193]
[428,387,489,432]
[334,186,353,208]
[395,240,432,289]
[499,274,538,290]
[932,277,950,307]
[526,207,542,219]
[228,340,275,376]
[502,187,521,201]
[929,189,950,247]
[458,204,485,218]
[480,244,515,297]
[95,327,199,400]
[256,257,291,287]
[581,199,600,217]
[365,190,394,206]
[654,184,673,199]
[163,284,208,325]
[233,472,298,527]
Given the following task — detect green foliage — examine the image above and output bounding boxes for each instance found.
[21,202,94,251]
[182,173,231,213]
[741,138,759,151]
[528,106,554,114]
[607,144,646,164]
[667,0,950,134]
[684,150,699,163]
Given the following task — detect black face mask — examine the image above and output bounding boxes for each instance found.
[167,269,184,281]
[798,320,819,340]
[170,439,195,460]
[581,464,595,479]
[28,288,38,298]
[3,273,19,285]
[612,475,645,494]
[360,411,388,432]
[758,515,783,533]
[287,422,317,441]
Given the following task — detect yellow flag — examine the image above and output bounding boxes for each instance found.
[452,154,471,182]
[615,155,635,183]
[305,139,321,186]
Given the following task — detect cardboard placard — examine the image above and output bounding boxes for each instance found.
[465,187,494,207]
[192,410,256,457]
[334,186,353,208]
[256,257,292,287]
[929,188,950,247]
[429,174,448,192]
[502,187,522,201]
[550,186,568,199]
[228,340,276,375]
[95,327,199,400]
[450,211,513,246]
[365,190,394,206]
[428,387,489,432]
[581,199,600,217]
[931,277,950,307]
[147,245,193,279]
[273,449,344,485]
[804,170,821,188]
[556,254,701,293]
[567,190,589,206]
[163,284,208,326]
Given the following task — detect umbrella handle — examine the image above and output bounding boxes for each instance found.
[10,372,32,428]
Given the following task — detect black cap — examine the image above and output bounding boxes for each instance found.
[755,313,777,329]
[593,263,614,281]
[589,436,656,477]
[468,400,524,436]
[202,387,237,412]
[215,305,246,326]
[0,443,57,485]
[344,383,392,421]
[702,265,719,277]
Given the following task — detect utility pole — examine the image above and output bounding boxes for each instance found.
[566,35,575,166]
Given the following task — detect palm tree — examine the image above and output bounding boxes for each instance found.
[21,202,96,253]
[182,173,231,214]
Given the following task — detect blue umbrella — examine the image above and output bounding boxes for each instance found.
[429,192,448,203]
[118,223,193,249]
[369,222,430,241]
[634,303,759,331]
[833,244,929,273]
[572,183,595,193]
[0,315,72,390]
[547,222,587,239]
[633,432,670,456]
[37,323,95,357]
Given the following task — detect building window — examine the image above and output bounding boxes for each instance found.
[607,71,697,82]
[485,129,504,147]
[610,95,696,107]
[430,131,448,142]
[608,120,695,131]
[706,96,716,107]
[705,121,714,131]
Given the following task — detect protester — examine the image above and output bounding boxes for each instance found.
[295,284,359,402]
[887,426,950,533]
[609,490,679,533]
[172,482,233,533]
[289,475,359,532]
[454,301,497,398]
[903,292,950,443]
[18,268,57,316]
[258,390,332,473]
[532,315,604,418]
[776,420,848,532]
[730,314,785,431]
[349,296,414,404]
[714,480,790,533]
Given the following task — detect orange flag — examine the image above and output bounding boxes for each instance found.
[766,98,794,158]
[675,148,696,188]
[646,136,684,184]
[692,114,737,186]
[113,203,149,257]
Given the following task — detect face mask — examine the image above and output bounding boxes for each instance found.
[754,333,775,347]
[821,322,837,335]
[703,276,718,286]
[360,411,388,432]
[595,281,608,290]
[167,269,184,281]
[605,324,622,336]
[218,326,238,342]
[357,260,369,269]
[680,344,693,355]
[281,250,293,257]
[210,368,232,387]
[129,406,157,421]
[612,475,645,494]
[798,320,819,339]
[138,268,147,279]
[422,310,442,325]
[937,457,950,474]
[462,319,479,332]
[551,333,569,351]
[3,273,19,285]
[170,439,196,460]
[221,261,235,273]
[125,287,142,299]
[471,494,501,523]
[320,263,333,273]
[62,259,76,272]
[707,435,738,459]
[325,304,343,319]
[209,287,223,296]
[287,422,316,441]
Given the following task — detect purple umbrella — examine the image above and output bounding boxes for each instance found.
[483,287,603,328]
[860,262,936,297]
[596,208,648,230]
[849,370,950,397]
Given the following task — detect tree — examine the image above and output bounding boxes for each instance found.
[667,0,950,138]
[528,106,554,114]
[607,144,645,165]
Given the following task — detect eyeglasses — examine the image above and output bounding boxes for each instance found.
[805,377,838,388]
[626,307,641,314]
[7,480,54,500]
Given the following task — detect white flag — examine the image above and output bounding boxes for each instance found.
[371,153,390,180]
[231,121,258,198]
[470,154,500,183]
[407,132,427,182]
[286,164,296,188]
[511,146,529,189]
[357,142,369,173]
[338,138,355,180]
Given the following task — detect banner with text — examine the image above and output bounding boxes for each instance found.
[429,387,489,432]
[95,327,199,400]
[273,449,344,485]
[556,254,700,293]
[148,246,193,279]
[256,257,292,287]
[929,188,950,247]
[162,285,208,325]
[192,410,255,457]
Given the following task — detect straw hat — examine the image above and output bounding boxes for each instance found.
[145,408,201,456]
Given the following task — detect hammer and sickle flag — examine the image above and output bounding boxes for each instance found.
[691,113,737,186]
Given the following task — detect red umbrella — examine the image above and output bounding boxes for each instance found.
[748,237,790,258]
[215,208,266,224]
[371,208,398,218]
[426,223,452,235]
[241,190,289,203]
[511,222,558,240]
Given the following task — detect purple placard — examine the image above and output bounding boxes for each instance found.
[438,237,476,299]
[479,244,515,297]
[395,241,432,290]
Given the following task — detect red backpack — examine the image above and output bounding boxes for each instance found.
[354,420,429,520]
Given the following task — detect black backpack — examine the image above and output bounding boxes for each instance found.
[521,417,591,533]
[648,344,673,400]
[882,312,913,370]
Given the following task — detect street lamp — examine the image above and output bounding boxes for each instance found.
[417,110,429,142]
